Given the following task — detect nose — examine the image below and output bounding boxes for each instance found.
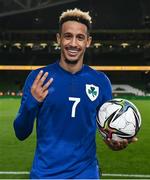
[70,37,77,47]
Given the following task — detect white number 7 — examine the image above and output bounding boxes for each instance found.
[69,97,80,118]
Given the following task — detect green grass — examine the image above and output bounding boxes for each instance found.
[0,97,150,179]
[0,98,35,179]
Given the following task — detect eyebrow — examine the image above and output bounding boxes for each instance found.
[62,31,87,36]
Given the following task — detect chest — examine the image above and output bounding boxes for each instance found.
[43,74,103,114]
[37,72,102,141]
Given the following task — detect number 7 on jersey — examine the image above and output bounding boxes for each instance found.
[69,97,80,118]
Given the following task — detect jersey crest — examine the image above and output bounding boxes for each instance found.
[86,84,99,101]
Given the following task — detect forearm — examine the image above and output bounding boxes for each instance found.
[14,94,41,140]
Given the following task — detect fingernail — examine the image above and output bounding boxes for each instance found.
[133,137,138,142]
[50,78,53,82]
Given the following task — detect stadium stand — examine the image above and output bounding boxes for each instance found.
[0,0,150,97]
[112,84,145,96]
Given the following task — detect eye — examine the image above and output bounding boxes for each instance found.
[63,33,72,40]
[77,34,85,41]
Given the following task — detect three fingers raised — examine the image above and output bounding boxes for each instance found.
[31,70,53,102]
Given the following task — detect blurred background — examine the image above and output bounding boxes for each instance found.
[0,0,150,95]
[0,0,150,179]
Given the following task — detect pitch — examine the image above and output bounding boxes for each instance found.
[0,97,149,179]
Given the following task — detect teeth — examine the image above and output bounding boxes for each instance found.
[68,50,78,53]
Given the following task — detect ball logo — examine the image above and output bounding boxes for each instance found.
[86,84,99,101]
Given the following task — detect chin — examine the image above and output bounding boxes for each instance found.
[64,58,78,64]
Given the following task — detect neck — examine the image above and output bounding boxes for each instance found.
[59,58,83,74]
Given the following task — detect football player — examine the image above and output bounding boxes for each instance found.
[13,8,135,179]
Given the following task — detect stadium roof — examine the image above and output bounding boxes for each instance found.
[0,0,150,51]
[0,0,150,30]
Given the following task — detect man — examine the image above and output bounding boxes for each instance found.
[14,8,135,179]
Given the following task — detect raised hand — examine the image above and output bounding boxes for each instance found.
[31,70,53,102]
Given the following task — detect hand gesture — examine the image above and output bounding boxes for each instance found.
[31,70,53,102]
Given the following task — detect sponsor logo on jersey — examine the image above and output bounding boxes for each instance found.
[86,84,99,101]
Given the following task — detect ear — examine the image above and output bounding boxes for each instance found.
[56,33,61,45]
[86,36,92,48]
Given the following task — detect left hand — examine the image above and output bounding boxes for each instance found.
[104,137,138,151]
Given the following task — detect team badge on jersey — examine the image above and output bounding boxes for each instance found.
[86,84,99,101]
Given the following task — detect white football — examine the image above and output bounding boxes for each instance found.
[97,98,142,141]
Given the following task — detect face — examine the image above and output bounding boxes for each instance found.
[57,21,92,64]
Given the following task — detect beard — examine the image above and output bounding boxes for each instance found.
[61,46,84,65]
[64,58,78,64]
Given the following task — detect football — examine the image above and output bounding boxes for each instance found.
[97,98,142,141]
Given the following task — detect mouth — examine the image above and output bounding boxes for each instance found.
[65,47,80,57]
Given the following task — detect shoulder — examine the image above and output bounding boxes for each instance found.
[34,63,56,74]
[24,63,56,87]
[28,63,56,78]
[84,65,111,84]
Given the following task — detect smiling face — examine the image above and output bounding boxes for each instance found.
[57,21,92,66]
